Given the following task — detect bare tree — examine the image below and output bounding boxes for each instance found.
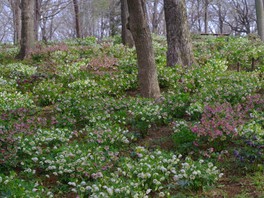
[127,0,161,98]
[225,0,255,34]
[211,0,229,34]
[39,0,72,41]
[186,0,203,33]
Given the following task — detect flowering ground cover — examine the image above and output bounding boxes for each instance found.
[0,35,263,197]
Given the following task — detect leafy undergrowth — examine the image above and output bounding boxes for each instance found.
[0,35,263,197]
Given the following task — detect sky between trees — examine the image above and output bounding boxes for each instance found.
[0,0,261,43]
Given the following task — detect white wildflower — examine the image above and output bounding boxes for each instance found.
[146,189,152,194]
[107,187,113,195]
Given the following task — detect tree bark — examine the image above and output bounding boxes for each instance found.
[164,0,195,67]
[18,0,35,59]
[127,0,161,98]
[218,2,223,34]
[121,0,134,47]
[9,0,21,45]
[197,0,202,32]
[152,0,159,33]
[49,15,54,40]
[204,0,209,33]
[109,0,119,37]
[73,0,81,38]
[255,0,264,41]
[41,18,48,43]
[34,0,40,41]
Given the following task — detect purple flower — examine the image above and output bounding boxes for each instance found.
[233,150,239,157]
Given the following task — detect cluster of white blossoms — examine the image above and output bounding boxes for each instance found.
[69,147,222,197]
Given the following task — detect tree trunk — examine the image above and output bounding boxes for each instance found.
[49,16,54,40]
[100,15,104,39]
[109,0,119,37]
[127,0,161,98]
[34,0,40,41]
[73,0,81,38]
[9,0,21,45]
[204,0,209,33]
[255,0,264,41]
[41,18,48,43]
[218,2,223,34]
[152,0,159,33]
[18,0,35,59]
[121,0,134,47]
[164,0,195,67]
[197,0,202,32]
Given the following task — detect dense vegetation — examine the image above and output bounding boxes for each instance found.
[0,35,263,197]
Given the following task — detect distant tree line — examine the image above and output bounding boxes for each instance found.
[0,0,263,44]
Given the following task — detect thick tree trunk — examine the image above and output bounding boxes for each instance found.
[18,0,35,59]
[164,0,195,67]
[121,0,134,47]
[255,0,264,41]
[127,0,161,98]
[73,0,81,38]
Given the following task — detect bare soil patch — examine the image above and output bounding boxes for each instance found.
[138,125,175,150]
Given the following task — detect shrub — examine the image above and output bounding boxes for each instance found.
[173,158,223,190]
[161,93,190,120]
[0,76,17,93]
[30,43,69,62]
[0,108,47,167]
[71,147,222,197]
[64,36,97,46]
[88,54,118,71]
[233,111,264,170]
[0,171,52,197]
[191,103,245,142]
[193,36,264,71]
[0,63,37,79]
[127,100,168,132]
[0,91,35,111]
[33,80,64,106]
[172,120,197,154]
[185,102,204,120]
[157,65,182,89]
[191,94,264,147]
[194,72,261,104]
